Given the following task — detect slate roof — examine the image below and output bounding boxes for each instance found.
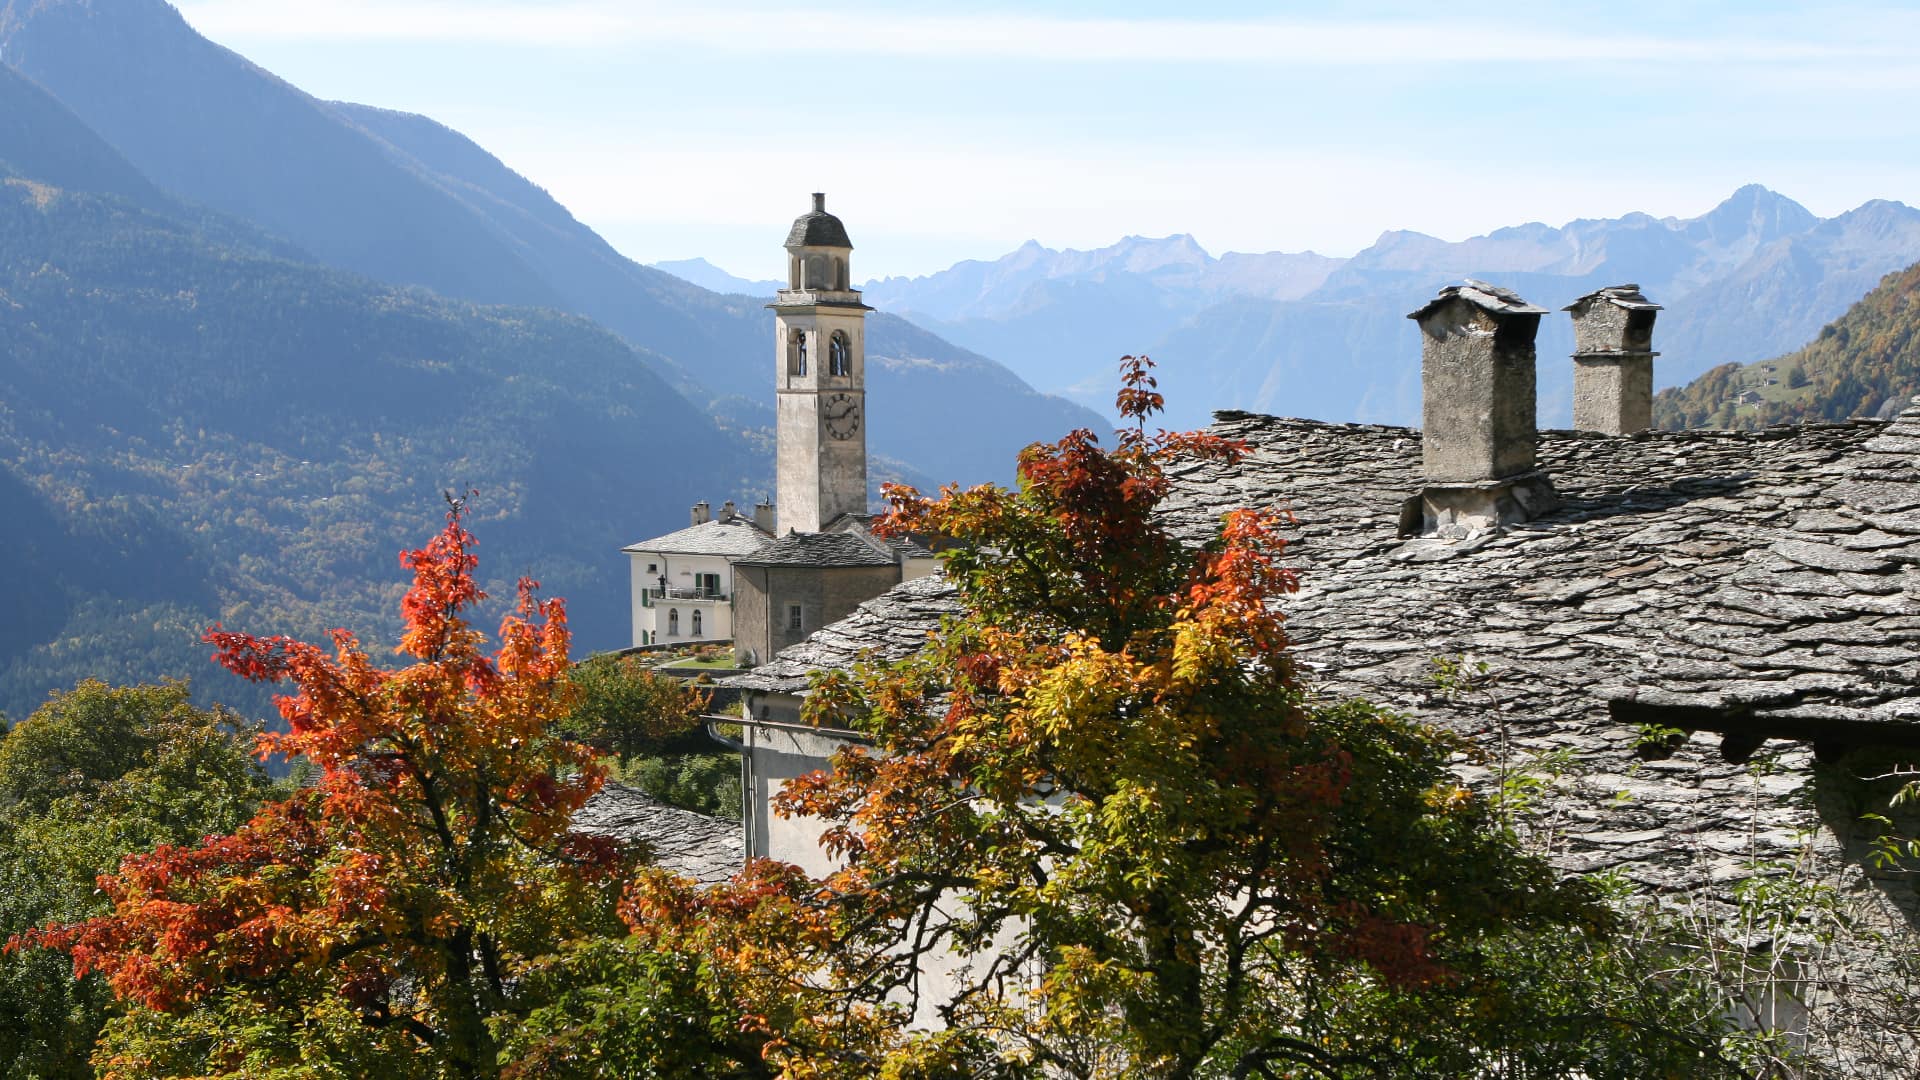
[1565,283,1661,312]
[1407,278,1549,321]
[785,194,853,250]
[622,516,772,558]
[722,573,962,695]
[571,781,743,885]
[1152,403,1920,896]
[735,529,901,569]
[1158,406,1920,743]
[825,512,938,560]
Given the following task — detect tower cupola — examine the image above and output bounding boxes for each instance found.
[784,192,854,292]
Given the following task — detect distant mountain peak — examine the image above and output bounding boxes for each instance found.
[649,257,781,296]
[1697,184,1816,236]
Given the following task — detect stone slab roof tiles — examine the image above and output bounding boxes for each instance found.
[1159,404,1920,741]
[826,512,937,559]
[1155,402,1920,893]
[1565,283,1662,312]
[722,573,962,696]
[785,203,853,250]
[570,781,743,886]
[1406,278,1549,321]
[735,529,901,569]
[622,516,772,558]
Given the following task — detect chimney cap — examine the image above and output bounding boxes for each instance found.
[1564,284,1662,313]
[1407,279,1547,322]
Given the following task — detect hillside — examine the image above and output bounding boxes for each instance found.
[0,62,162,207]
[1653,260,1920,430]
[0,0,1101,485]
[0,173,756,718]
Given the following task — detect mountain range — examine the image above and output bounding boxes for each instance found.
[0,0,1100,718]
[856,186,1920,431]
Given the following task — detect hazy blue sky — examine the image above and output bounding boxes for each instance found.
[175,0,1920,281]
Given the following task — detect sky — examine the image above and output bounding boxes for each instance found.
[173,0,1920,282]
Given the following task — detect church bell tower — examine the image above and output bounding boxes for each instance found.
[771,193,871,534]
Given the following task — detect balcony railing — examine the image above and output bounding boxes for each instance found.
[642,586,728,607]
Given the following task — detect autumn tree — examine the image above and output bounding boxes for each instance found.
[601,358,1744,1077]
[17,504,628,1079]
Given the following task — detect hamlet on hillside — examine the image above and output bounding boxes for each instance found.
[592,195,1920,1062]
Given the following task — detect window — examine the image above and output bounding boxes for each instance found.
[787,604,803,632]
[646,563,657,573]
[696,572,721,598]
[789,330,808,376]
[691,610,703,638]
[667,609,680,637]
[828,331,851,377]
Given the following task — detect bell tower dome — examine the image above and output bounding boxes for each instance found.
[770,193,871,535]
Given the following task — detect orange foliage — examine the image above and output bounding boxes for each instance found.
[14,502,622,1070]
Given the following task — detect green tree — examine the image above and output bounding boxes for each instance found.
[559,654,709,768]
[0,680,274,1079]
[559,654,737,818]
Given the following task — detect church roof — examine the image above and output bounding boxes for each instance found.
[785,193,853,250]
[570,781,743,885]
[722,573,962,695]
[622,516,772,558]
[734,529,900,569]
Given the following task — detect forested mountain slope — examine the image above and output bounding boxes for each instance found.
[0,174,755,718]
[1654,260,1920,430]
[0,62,161,208]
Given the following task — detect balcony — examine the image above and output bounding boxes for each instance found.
[641,586,728,608]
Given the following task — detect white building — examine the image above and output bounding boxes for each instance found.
[622,501,772,647]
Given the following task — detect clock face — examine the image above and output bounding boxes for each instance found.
[822,392,861,441]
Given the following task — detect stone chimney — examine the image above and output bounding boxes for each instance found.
[1403,280,1560,536]
[720,499,737,521]
[690,501,711,526]
[1565,284,1660,435]
[754,501,776,534]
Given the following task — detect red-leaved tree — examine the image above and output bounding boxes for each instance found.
[18,501,625,1079]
